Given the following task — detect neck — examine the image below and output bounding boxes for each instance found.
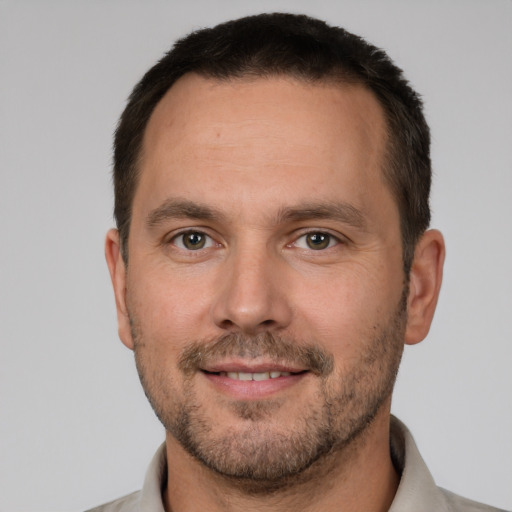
[163,407,399,512]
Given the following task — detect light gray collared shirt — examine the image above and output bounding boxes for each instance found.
[86,417,507,512]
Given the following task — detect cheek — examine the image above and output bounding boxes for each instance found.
[294,264,390,316]
[126,265,212,347]
[291,264,400,350]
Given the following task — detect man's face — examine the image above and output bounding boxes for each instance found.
[115,74,408,482]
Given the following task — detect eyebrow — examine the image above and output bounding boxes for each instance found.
[146,198,367,230]
[146,198,226,228]
[276,202,367,230]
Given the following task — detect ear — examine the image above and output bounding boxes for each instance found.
[405,229,445,345]
[105,229,134,350]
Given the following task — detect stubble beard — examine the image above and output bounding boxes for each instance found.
[131,291,407,491]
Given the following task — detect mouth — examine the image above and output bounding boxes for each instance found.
[204,369,305,381]
[200,364,309,399]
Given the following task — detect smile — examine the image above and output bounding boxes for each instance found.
[218,371,292,381]
[201,367,308,399]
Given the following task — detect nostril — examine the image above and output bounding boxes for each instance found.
[217,318,276,332]
[218,319,235,330]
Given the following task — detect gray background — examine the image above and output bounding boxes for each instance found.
[1,1,511,511]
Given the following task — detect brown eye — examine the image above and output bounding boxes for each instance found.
[305,232,331,250]
[174,231,212,250]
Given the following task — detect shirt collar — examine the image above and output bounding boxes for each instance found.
[139,442,167,512]
[388,416,448,512]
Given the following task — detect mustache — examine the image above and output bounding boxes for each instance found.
[178,331,334,377]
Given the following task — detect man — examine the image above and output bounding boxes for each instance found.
[91,13,505,512]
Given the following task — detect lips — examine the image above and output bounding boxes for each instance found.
[201,361,306,379]
[219,371,292,381]
[200,362,308,399]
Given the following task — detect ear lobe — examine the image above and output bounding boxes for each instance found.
[105,229,134,350]
[405,229,445,345]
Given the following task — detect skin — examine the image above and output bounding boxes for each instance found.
[106,74,445,512]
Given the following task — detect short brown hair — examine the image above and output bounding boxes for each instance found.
[114,13,431,273]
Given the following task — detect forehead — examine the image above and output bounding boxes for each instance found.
[136,73,392,222]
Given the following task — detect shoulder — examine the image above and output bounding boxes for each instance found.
[440,488,509,512]
[85,490,141,512]
[389,417,509,512]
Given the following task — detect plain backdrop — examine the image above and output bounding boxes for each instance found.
[1,1,511,511]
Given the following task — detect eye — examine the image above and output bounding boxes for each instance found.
[294,232,339,250]
[172,231,215,250]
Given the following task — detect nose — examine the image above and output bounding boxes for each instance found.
[210,245,293,334]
